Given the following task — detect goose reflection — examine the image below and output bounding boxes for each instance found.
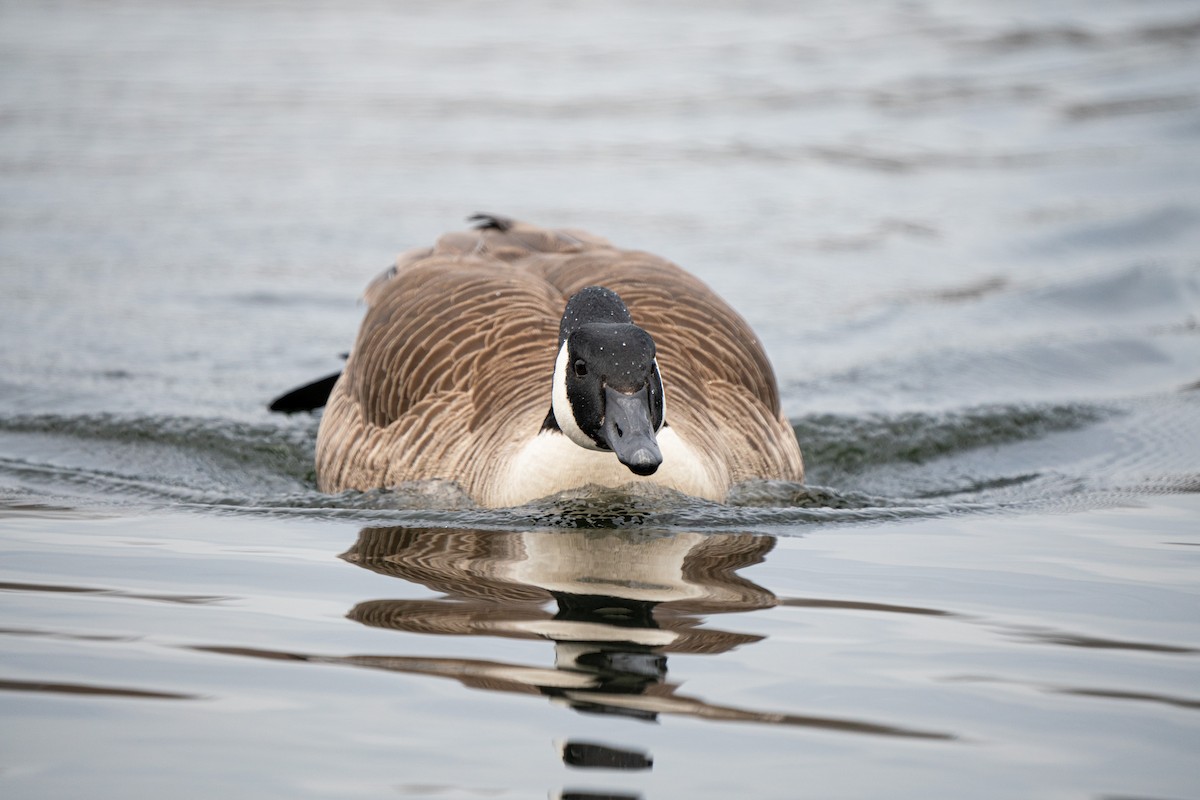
[335,526,950,740]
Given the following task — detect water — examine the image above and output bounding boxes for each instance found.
[2,0,1199,797]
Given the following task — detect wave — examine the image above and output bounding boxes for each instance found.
[6,390,1189,530]
[791,402,1108,482]
[0,412,318,507]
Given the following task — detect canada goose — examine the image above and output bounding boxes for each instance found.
[310,214,803,507]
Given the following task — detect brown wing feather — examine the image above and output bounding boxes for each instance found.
[317,254,562,495]
[316,219,803,500]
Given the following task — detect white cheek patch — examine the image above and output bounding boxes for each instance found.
[552,341,605,452]
[654,357,666,431]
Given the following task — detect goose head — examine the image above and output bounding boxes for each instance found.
[551,286,665,476]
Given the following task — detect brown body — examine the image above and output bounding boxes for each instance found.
[315,218,803,507]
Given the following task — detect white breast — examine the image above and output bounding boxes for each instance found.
[493,426,723,507]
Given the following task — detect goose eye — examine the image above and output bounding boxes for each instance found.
[573,359,588,377]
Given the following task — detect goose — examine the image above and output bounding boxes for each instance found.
[302,214,803,507]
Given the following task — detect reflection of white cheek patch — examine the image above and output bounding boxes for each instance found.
[552,341,604,452]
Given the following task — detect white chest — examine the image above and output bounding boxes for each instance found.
[493,426,722,508]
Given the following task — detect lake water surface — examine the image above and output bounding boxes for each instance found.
[2,1,1199,798]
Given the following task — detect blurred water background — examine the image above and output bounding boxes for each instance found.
[1,1,1198,798]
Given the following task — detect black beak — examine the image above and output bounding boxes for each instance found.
[601,385,662,476]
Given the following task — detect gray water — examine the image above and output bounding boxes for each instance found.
[2,1,1199,798]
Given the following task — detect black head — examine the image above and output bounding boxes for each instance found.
[550,287,666,476]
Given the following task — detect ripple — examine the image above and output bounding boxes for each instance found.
[0,388,1190,529]
[0,678,198,701]
[0,580,230,606]
[1006,627,1198,655]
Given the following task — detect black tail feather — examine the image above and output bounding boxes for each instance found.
[468,212,514,232]
[267,372,342,413]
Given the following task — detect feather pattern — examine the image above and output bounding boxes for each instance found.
[315,217,803,507]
